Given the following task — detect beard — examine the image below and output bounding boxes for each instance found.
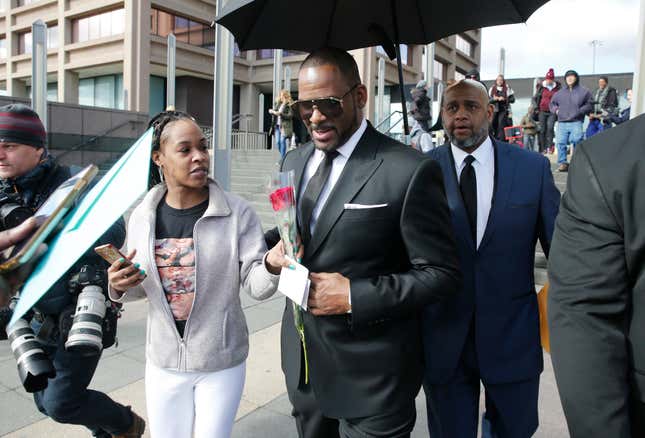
[448,124,489,150]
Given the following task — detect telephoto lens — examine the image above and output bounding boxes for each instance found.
[64,285,107,355]
[6,318,56,392]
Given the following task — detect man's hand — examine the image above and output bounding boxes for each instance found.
[0,218,41,307]
[308,272,350,316]
[0,217,37,252]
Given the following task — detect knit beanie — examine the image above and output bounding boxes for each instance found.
[545,68,555,80]
[0,104,47,149]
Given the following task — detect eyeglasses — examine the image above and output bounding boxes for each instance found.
[290,83,360,120]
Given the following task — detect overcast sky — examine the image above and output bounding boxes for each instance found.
[480,0,639,80]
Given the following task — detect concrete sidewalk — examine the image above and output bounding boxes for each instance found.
[1,289,569,437]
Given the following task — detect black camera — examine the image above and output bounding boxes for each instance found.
[0,191,32,231]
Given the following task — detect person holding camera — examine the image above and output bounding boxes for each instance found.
[0,104,145,438]
[587,76,618,137]
[107,110,291,438]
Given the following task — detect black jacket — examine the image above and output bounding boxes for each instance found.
[266,125,460,418]
[548,114,645,437]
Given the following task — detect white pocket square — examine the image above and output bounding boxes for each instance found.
[343,203,388,210]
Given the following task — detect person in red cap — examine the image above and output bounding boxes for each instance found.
[532,68,561,154]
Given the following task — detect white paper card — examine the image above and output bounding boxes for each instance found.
[278,256,310,310]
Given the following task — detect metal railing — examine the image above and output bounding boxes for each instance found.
[375,111,405,134]
[231,130,268,150]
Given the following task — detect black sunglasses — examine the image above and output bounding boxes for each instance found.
[290,83,360,120]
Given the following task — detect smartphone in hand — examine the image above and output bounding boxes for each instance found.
[94,244,132,267]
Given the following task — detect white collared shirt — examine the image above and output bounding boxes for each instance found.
[299,118,368,236]
[451,137,495,248]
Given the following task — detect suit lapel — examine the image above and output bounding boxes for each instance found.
[291,144,315,202]
[441,148,476,252]
[479,141,515,250]
[306,127,383,258]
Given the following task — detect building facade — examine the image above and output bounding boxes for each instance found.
[0,0,481,135]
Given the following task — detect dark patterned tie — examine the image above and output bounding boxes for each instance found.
[300,150,339,243]
[460,155,477,244]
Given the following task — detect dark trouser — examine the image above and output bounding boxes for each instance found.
[288,375,415,438]
[538,111,556,152]
[424,325,539,438]
[631,396,645,436]
[492,111,507,141]
[33,338,133,437]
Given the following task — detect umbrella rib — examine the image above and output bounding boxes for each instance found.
[506,0,525,20]
[324,0,339,47]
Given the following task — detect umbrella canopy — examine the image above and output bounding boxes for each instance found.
[217,0,550,134]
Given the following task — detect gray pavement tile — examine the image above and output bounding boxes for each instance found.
[263,393,292,416]
[0,390,45,436]
[120,345,147,364]
[244,306,282,334]
[88,354,145,394]
[0,358,23,391]
[232,406,297,438]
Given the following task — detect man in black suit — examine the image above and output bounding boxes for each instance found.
[548,114,645,437]
[266,47,460,438]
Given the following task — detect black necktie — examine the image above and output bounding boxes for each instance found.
[300,150,339,243]
[460,155,477,244]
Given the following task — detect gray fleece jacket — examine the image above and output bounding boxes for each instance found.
[109,179,279,372]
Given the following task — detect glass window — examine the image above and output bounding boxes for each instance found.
[47,25,58,49]
[455,70,466,81]
[0,0,7,12]
[71,9,124,43]
[202,27,215,50]
[284,50,305,57]
[433,59,443,81]
[155,10,173,38]
[400,44,409,65]
[94,75,115,108]
[88,14,101,40]
[112,9,125,35]
[18,32,32,55]
[79,78,94,106]
[456,35,472,57]
[188,20,204,46]
[174,16,189,43]
[0,38,6,59]
[16,0,36,6]
[256,49,273,59]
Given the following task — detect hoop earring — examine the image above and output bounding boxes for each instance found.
[158,165,164,183]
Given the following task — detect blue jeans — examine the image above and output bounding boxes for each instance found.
[555,121,583,164]
[33,336,133,436]
[276,129,287,158]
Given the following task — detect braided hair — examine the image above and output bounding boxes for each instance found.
[147,110,196,189]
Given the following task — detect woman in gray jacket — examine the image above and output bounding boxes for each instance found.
[107,111,290,438]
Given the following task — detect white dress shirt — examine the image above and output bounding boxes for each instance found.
[451,137,495,248]
[299,118,368,236]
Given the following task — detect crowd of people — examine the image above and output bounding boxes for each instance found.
[0,46,642,438]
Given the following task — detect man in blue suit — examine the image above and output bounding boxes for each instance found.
[423,79,560,438]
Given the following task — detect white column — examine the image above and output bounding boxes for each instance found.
[272,49,283,149]
[31,20,48,129]
[166,34,176,109]
[425,43,435,102]
[632,0,645,118]
[376,57,385,127]
[211,0,235,189]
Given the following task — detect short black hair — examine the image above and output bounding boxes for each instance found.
[599,75,609,83]
[301,47,361,87]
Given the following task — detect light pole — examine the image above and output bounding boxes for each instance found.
[590,40,603,74]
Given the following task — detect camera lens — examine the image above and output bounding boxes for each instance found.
[64,285,106,356]
[0,203,33,230]
[7,318,56,392]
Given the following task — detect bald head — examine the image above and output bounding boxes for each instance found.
[441,79,494,152]
[443,79,489,105]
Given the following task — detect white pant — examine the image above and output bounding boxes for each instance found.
[145,360,246,438]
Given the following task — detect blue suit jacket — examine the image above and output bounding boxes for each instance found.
[423,140,560,385]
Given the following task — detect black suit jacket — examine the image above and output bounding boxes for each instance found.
[266,125,460,419]
[548,114,645,437]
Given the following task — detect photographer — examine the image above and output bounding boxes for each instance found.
[0,104,144,438]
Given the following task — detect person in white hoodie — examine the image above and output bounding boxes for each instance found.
[107,110,295,438]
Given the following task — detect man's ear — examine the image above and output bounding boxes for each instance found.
[356,84,368,109]
[151,150,162,167]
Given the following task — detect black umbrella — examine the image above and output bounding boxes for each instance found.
[216,0,550,135]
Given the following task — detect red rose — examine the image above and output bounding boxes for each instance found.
[269,186,295,211]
